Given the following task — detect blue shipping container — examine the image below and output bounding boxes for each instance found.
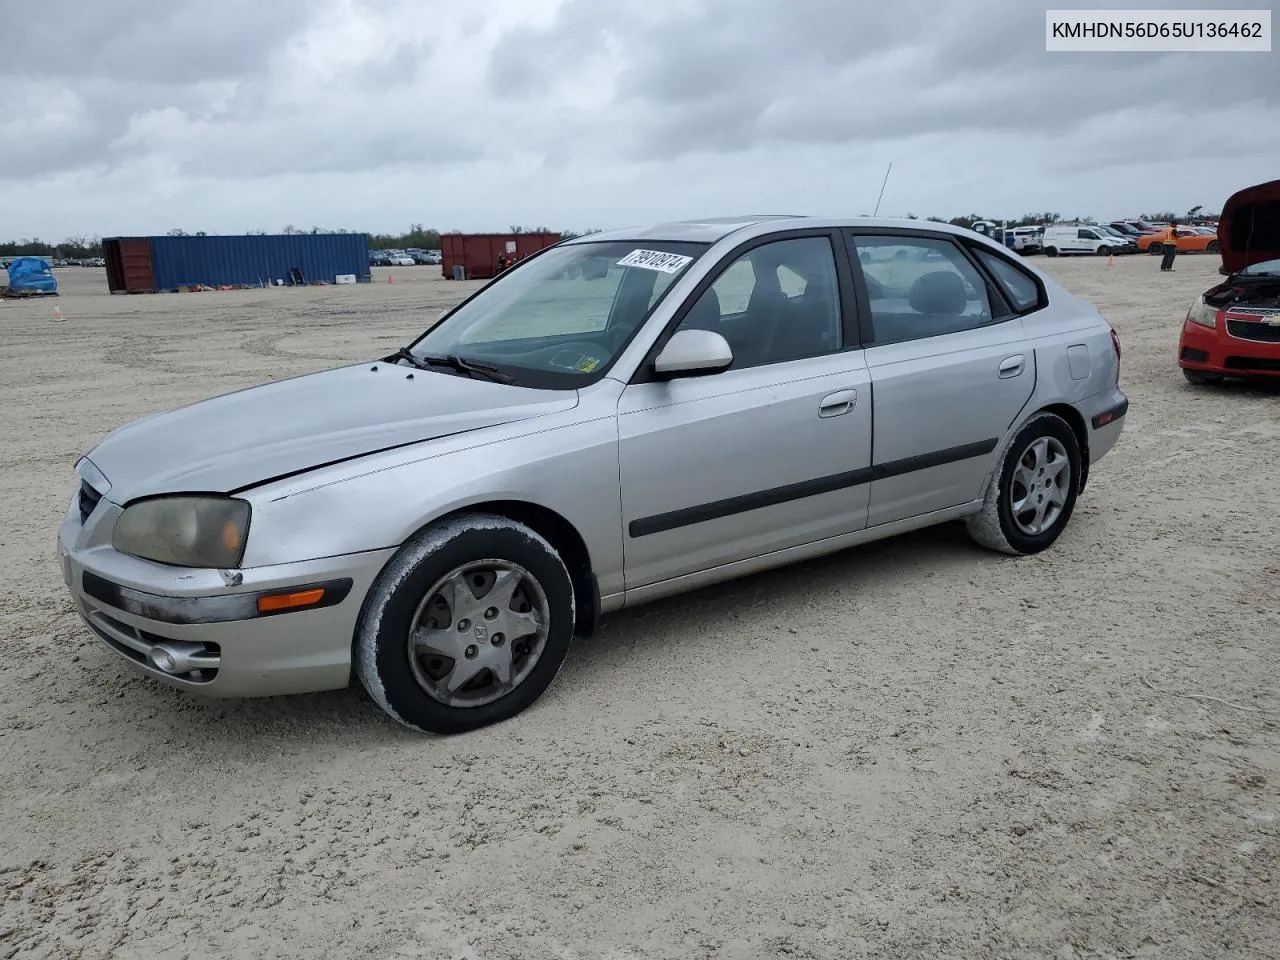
[104,233,371,292]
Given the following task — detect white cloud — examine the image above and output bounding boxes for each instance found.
[1,0,1276,240]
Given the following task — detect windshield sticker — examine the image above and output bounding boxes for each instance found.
[616,249,694,274]
[575,356,599,372]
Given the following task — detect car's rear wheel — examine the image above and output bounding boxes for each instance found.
[355,513,575,734]
[966,412,1082,556]
[1183,368,1224,387]
[1207,240,1220,253]
[1148,243,1164,255]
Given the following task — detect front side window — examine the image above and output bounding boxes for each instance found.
[851,234,995,345]
[408,240,707,387]
[672,236,843,369]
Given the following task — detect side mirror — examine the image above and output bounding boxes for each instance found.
[652,329,733,378]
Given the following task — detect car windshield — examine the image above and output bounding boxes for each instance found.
[1239,258,1280,277]
[406,240,708,388]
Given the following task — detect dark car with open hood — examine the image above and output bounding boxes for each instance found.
[1178,178,1280,385]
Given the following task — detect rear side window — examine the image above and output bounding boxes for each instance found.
[974,250,1042,312]
[850,235,994,345]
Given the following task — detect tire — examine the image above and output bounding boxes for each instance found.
[1097,245,1111,256]
[1207,240,1219,253]
[355,513,576,734]
[966,412,1082,556]
[1044,247,1058,257]
[1183,368,1224,387]
[1148,243,1164,255]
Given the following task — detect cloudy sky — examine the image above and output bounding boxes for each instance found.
[2,0,1276,241]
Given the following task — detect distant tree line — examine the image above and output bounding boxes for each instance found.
[918,204,1217,230]
[0,207,1214,261]
[0,236,106,259]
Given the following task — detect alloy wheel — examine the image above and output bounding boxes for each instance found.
[1009,436,1071,536]
[407,560,550,708]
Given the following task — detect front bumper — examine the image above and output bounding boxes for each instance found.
[57,498,395,698]
[1178,313,1280,377]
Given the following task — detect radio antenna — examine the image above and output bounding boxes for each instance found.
[872,162,893,217]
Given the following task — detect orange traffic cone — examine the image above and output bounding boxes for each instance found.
[387,273,393,284]
[52,304,65,322]
[1107,254,1114,268]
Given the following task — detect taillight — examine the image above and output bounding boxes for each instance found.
[1110,328,1121,381]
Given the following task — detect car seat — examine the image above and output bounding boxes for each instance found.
[889,270,970,340]
[767,267,840,362]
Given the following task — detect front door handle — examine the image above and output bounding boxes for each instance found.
[819,389,857,418]
[998,355,1024,378]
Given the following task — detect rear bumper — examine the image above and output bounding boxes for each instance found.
[1078,387,1128,467]
[1178,316,1280,377]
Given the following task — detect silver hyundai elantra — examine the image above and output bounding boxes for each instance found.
[58,215,1128,734]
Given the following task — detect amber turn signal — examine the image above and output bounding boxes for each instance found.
[221,519,242,552]
[256,588,326,614]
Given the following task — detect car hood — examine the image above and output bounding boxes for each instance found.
[83,362,578,504]
[1218,179,1280,274]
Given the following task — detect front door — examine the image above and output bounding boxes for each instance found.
[844,230,1035,527]
[618,233,872,590]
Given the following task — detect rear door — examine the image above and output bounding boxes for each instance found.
[843,229,1037,527]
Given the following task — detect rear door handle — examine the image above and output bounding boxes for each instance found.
[819,389,857,418]
[999,355,1024,378]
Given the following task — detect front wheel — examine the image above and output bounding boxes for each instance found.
[1097,245,1111,256]
[355,513,576,734]
[1044,246,1059,257]
[1207,240,1220,253]
[966,413,1082,556]
[1148,243,1164,255]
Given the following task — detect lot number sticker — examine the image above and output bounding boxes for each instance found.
[617,249,694,274]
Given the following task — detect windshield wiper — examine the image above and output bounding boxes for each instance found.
[418,352,517,384]
[392,347,430,370]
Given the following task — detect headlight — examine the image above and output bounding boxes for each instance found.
[1187,297,1219,329]
[112,496,251,568]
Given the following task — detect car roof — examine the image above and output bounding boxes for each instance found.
[562,215,988,246]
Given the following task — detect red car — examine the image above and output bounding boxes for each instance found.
[1178,178,1280,385]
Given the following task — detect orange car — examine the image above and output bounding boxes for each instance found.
[1135,226,1220,255]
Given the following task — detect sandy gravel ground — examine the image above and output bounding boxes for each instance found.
[1,256,1277,959]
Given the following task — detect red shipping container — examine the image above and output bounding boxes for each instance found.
[441,232,562,280]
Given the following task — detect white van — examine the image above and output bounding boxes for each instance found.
[1041,224,1132,257]
[1009,226,1044,254]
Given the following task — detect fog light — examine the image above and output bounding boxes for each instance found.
[146,641,217,675]
[149,648,178,673]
